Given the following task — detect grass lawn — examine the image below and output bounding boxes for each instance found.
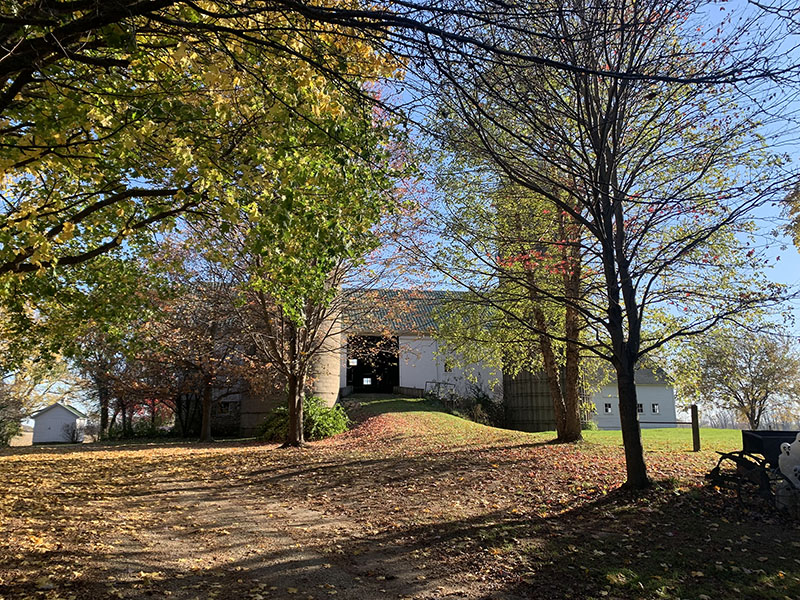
[585,425,742,451]
[1,397,797,600]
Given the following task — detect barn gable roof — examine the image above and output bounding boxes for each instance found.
[344,289,460,335]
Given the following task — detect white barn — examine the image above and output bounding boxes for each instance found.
[32,403,88,444]
[328,291,677,431]
[230,289,677,435]
[591,369,678,429]
[335,290,498,399]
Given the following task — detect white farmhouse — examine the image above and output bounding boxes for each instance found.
[31,403,88,444]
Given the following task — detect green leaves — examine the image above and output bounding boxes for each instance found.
[0,3,406,367]
[668,324,800,428]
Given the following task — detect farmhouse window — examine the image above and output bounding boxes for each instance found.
[651,403,660,414]
[637,403,644,414]
[348,358,358,366]
[363,377,372,386]
[604,403,612,414]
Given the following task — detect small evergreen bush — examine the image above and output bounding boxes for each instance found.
[0,392,22,446]
[258,396,350,442]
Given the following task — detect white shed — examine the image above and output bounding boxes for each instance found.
[31,403,88,444]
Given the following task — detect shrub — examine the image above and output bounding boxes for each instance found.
[469,403,490,425]
[0,417,20,446]
[106,418,175,440]
[582,420,599,431]
[0,393,22,446]
[303,396,350,440]
[257,408,289,442]
[258,396,350,442]
[438,384,505,428]
[61,423,85,443]
[469,384,505,427]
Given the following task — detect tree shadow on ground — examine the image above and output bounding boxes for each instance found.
[343,394,447,419]
[9,478,790,600]
[315,481,800,600]
[4,416,795,600]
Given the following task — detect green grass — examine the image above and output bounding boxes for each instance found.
[346,394,442,416]
[347,394,743,453]
[584,427,742,453]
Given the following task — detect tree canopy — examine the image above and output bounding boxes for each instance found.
[0,0,404,372]
[672,326,800,430]
[413,0,794,487]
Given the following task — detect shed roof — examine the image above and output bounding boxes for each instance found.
[31,403,87,420]
[634,367,670,385]
[589,365,672,387]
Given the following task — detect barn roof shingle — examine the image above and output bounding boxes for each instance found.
[344,289,459,335]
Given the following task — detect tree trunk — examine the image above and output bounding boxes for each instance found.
[532,307,581,442]
[561,219,583,442]
[120,401,129,436]
[538,335,567,438]
[98,382,109,439]
[285,373,305,447]
[125,402,134,437]
[174,394,188,437]
[199,375,213,443]
[561,328,583,442]
[605,197,649,489]
[616,361,649,489]
[748,408,760,430]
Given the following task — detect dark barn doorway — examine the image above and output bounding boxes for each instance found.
[347,336,399,393]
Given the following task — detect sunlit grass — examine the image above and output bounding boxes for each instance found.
[349,394,743,453]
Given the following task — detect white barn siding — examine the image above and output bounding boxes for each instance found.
[593,383,677,430]
[398,336,439,391]
[398,336,497,397]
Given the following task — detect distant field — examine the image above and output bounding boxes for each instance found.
[8,431,32,447]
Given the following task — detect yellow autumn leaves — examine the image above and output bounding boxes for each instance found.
[0,0,400,283]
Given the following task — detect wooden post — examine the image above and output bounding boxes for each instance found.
[691,404,701,452]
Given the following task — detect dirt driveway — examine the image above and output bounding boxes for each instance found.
[0,439,523,600]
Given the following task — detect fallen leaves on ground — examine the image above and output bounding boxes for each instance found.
[1,399,798,599]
